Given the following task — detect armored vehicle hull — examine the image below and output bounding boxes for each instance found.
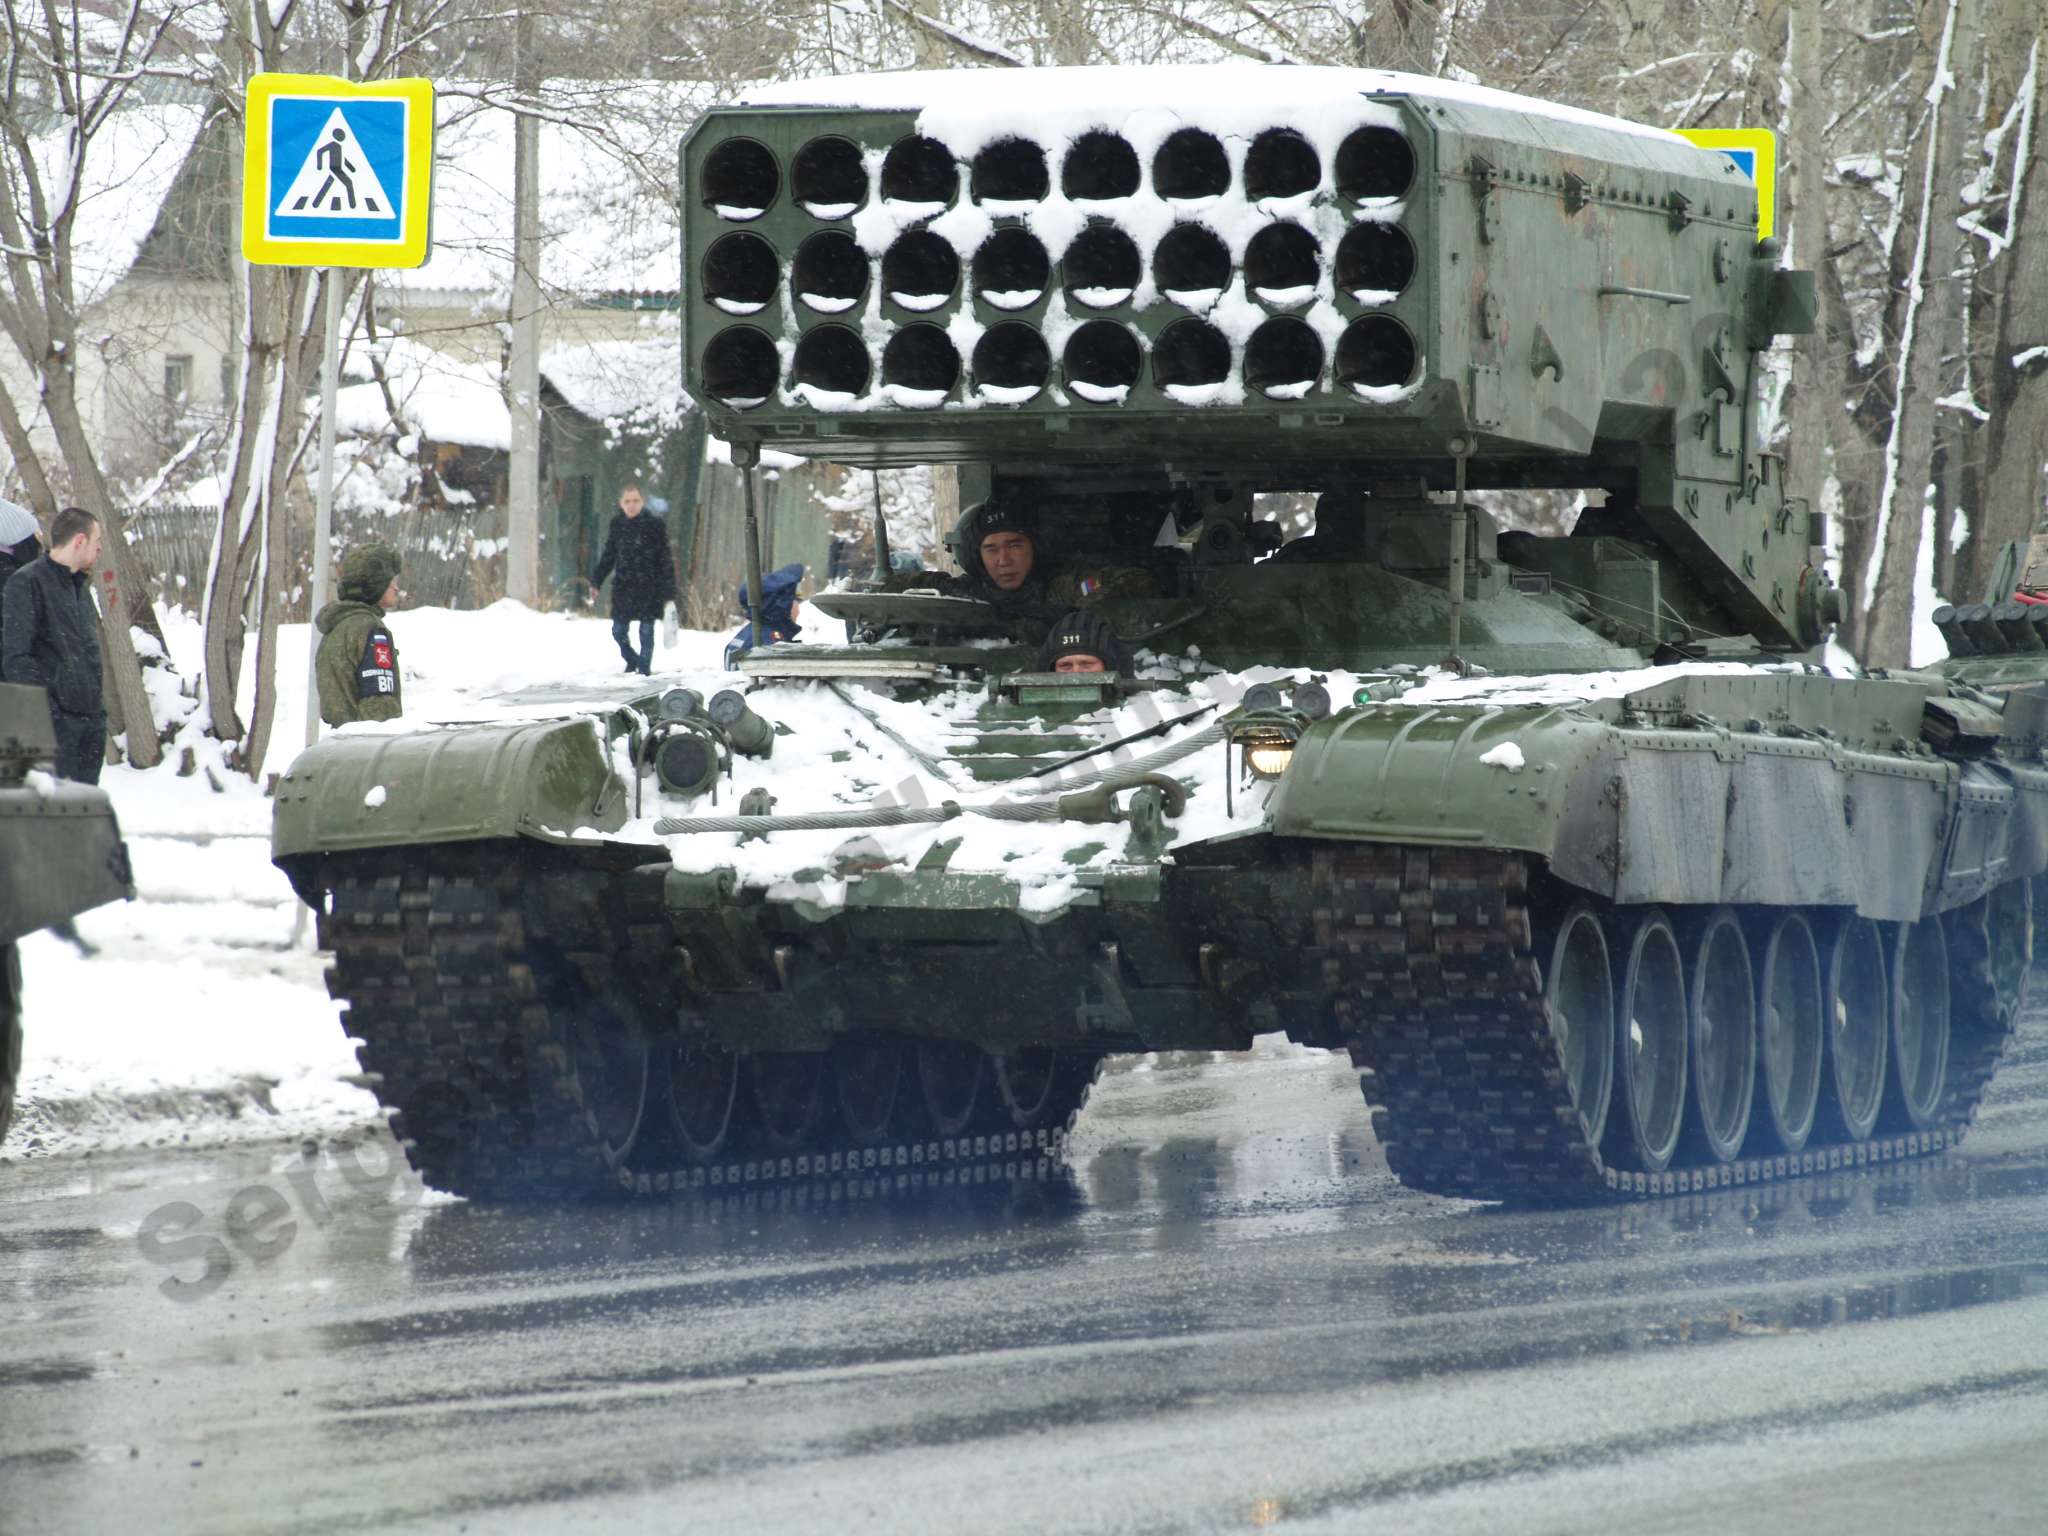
[274,65,2036,1205]
[0,684,134,1142]
[274,655,2043,1202]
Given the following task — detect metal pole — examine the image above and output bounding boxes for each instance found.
[736,442,766,645]
[305,268,342,747]
[870,470,891,582]
[1444,438,1471,673]
[506,33,542,604]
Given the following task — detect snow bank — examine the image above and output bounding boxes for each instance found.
[7,927,377,1159]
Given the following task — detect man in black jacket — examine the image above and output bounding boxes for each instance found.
[588,482,675,676]
[2,505,105,783]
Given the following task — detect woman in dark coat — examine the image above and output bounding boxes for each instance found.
[589,482,676,676]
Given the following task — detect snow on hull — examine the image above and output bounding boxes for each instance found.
[625,659,1806,918]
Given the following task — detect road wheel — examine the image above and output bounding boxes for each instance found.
[1683,909,1756,1163]
[834,1036,909,1145]
[1886,916,1951,1131]
[0,943,19,1146]
[749,1053,828,1151]
[1603,908,1687,1173]
[1818,916,1888,1142]
[1946,879,2032,1047]
[993,1048,1103,1133]
[1543,904,1614,1147]
[1753,913,1823,1154]
[916,1039,986,1137]
[666,1038,742,1162]
[566,997,655,1175]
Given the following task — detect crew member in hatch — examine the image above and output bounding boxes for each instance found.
[1038,609,1129,676]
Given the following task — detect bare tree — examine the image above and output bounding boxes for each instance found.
[192,0,507,779]
[0,0,200,767]
[1856,0,1972,665]
[1957,2,2047,601]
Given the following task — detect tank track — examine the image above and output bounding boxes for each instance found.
[319,854,1096,1202]
[1313,845,2023,1201]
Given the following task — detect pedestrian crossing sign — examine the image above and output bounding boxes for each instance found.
[242,73,435,268]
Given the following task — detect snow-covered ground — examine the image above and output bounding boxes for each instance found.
[4,601,737,1162]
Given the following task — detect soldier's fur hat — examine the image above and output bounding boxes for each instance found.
[340,542,402,604]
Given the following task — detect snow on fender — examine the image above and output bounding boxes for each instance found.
[1479,742,1525,773]
[363,785,388,808]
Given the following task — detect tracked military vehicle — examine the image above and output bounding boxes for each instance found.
[274,65,2046,1204]
[0,685,133,1142]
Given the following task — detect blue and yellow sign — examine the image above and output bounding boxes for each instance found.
[1677,128,1777,241]
[242,73,435,268]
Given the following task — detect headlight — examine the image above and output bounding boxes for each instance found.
[1244,738,1295,778]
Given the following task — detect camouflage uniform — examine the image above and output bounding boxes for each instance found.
[315,544,403,727]
[1043,563,1157,606]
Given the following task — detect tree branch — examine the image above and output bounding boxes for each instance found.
[1124,3,1296,64]
[877,0,1025,67]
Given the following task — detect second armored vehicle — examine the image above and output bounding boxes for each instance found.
[0,684,133,1143]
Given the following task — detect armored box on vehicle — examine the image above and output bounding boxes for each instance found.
[0,684,133,1142]
[275,66,2043,1205]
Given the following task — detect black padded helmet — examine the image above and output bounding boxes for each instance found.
[1037,608,1128,675]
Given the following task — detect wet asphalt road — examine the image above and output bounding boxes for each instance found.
[6,1033,2048,1536]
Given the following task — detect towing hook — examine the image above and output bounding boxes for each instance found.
[1054,775,1189,826]
[1122,773,1189,819]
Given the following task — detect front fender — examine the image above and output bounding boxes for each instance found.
[1265,702,1614,859]
[271,718,627,860]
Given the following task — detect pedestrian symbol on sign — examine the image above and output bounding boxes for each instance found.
[274,109,396,219]
[243,75,433,266]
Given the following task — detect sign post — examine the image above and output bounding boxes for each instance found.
[241,72,435,747]
[312,271,342,747]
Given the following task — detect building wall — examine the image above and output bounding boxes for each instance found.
[0,276,239,494]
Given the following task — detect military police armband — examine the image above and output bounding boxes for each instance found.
[356,627,398,699]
